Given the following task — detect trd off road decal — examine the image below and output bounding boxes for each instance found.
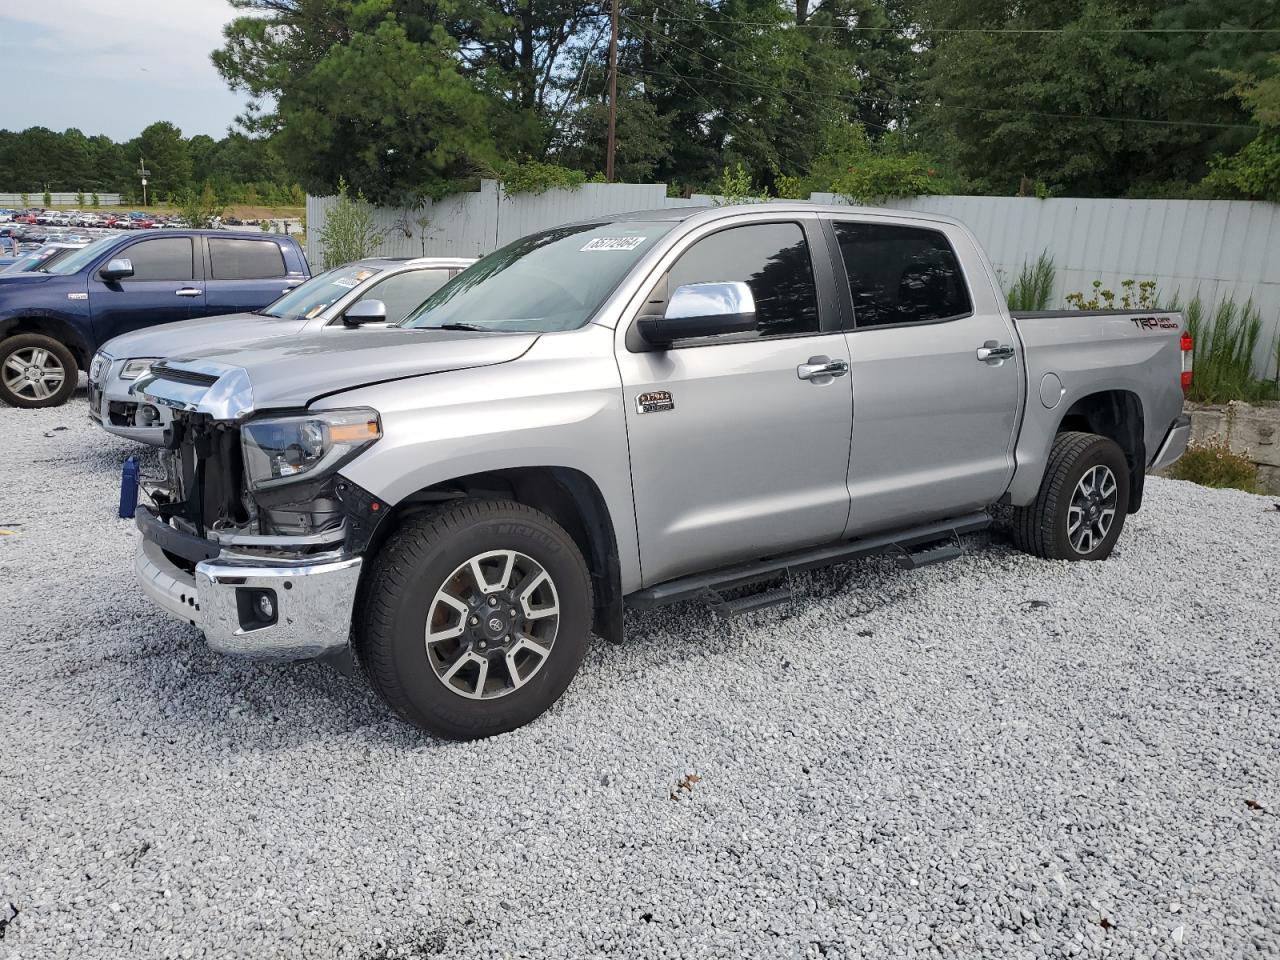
[636,390,675,414]
[1130,316,1179,330]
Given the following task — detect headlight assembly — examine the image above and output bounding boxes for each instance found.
[241,408,382,490]
[120,358,157,380]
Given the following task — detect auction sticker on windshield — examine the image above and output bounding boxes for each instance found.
[581,236,647,252]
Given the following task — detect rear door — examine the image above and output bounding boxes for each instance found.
[826,217,1021,537]
[87,235,201,344]
[616,216,853,586]
[200,236,297,318]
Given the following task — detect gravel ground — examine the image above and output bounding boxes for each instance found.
[1,393,1278,960]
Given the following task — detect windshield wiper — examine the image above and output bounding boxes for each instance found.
[421,322,491,332]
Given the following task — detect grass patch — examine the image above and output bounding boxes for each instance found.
[1174,293,1280,404]
[1166,437,1261,493]
[1005,251,1055,311]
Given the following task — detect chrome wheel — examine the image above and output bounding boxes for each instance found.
[424,549,560,700]
[1067,464,1118,555]
[3,346,66,402]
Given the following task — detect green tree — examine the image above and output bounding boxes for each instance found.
[912,0,1279,197]
[178,182,227,228]
[317,178,385,268]
[92,192,101,208]
[215,1,508,202]
[42,189,52,207]
[131,121,193,199]
[1203,54,1280,201]
[76,191,85,207]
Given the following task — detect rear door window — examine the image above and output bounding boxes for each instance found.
[832,221,972,328]
[121,237,194,282]
[209,238,287,280]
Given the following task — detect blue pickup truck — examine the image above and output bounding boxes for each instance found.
[0,230,309,407]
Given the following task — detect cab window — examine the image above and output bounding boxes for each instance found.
[121,238,194,282]
[666,222,820,339]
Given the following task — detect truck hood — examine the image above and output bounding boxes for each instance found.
[101,311,308,361]
[135,328,539,420]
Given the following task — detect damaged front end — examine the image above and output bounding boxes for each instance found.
[130,359,383,661]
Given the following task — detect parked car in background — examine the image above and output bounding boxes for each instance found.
[0,240,89,276]
[89,256,473,443]
[0,230,309,408]
[128,204,1192,738]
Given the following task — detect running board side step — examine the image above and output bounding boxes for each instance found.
[626,511,990,610]
[705,584,793,618]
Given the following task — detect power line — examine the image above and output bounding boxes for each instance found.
[640,15,1280,36]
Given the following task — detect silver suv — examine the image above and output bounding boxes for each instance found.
[89,257,473,443]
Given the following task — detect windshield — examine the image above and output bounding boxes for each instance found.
[401,221,675,333]
[261,264,383,320]
[39,236,118,276]
[1,246,74,276]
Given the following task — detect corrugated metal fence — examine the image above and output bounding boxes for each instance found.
[0,192,124,206]
[307,185,1280,373]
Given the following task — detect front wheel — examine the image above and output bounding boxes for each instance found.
[1011,431,1131,561]
[356,500,593,739]
[0,333,78,408]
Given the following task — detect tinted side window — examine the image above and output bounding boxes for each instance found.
[122,238,193,282]
[668,222,819,338]
[209,238,287,280]
[833,222,972,328]
[355,269,452,323]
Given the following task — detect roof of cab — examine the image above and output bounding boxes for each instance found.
[572,202,969,231]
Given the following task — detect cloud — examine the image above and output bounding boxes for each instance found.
[0,0,251,138]
[4,0,237,82]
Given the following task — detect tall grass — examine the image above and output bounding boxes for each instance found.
[1169,292,1279,404]
[1005,251,1056,311]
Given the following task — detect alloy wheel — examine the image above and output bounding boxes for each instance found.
[424,549,560,700]
[1067,464,1118,555]
[3,346,66,402]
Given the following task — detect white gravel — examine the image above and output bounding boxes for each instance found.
[2,393,1278,960]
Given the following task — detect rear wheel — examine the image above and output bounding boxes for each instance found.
[0,333,78,408]
[357,499,593,739]
[1011,431,1131,561]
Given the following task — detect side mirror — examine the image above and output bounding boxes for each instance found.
[342,299,387,328]
[99,258,133,282]
[637,281,757,348]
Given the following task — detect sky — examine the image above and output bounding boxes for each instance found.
[0,0,252,142]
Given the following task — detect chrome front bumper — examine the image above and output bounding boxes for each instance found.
[1150,414,1193,472]
[136,537,362,660]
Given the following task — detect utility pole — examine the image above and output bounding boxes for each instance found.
[137,157,151,208]
[606,0,619,182]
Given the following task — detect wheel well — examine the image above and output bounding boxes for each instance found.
[1056,390,1146,513]
[379,467,624,643]
[0,316,92,368]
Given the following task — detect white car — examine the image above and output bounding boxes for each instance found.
[89,256,474,444]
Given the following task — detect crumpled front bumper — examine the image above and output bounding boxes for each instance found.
[135,521,362,661]
[88,358,171,446]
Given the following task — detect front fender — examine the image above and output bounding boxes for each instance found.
[312,325,643,592]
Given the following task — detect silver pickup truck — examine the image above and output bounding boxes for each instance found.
[130,204,1193,739]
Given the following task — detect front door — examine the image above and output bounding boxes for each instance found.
[827,218,1021,537]
[88,235,202,344]
[616,219,853,586]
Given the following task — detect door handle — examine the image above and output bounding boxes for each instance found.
[797,357,849,381]
[175,287,203,297]
[976,342,1015,362]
